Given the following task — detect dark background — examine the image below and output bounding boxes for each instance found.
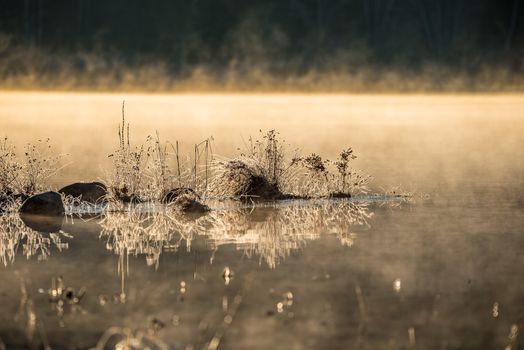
[0,0,523,89]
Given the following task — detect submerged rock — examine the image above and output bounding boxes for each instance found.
[171,194,210,214]
[59,182,108,204]
[217,160,281,199]
[19,191,64,216]
[162,188,200,203]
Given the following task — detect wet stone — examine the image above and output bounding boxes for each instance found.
[19,191,64,216]
[59,182,108,204]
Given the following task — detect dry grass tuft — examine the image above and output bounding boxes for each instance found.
[0,106,371,213]
[208,158,280,198]
[0,214,69,266]
[106,102,214,206]
[209,130,371,199]
[0,137,68,212]
[0,137,67,196]
[106,102,148,202]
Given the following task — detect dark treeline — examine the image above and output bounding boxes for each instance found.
[0,0,523,90]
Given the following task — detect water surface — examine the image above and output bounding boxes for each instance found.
[0,93,523,349]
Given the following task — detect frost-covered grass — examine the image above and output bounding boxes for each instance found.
[0,137,68,212]
[1,104,373,212]
[0,137,67,196]
[209,130,371,199]
[105,102,213,204]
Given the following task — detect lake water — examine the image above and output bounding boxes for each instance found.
[0,92,524,349]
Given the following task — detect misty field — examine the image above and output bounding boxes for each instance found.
[0,93,524,349]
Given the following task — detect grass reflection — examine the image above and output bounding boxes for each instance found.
[99,200,374,269]
[0,214,69,266]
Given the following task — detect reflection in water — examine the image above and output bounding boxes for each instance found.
[1,93,523,348]
[0,199,403,349]
[0,199,376,269]
[2,192,522,349]
[99,200,374,270]
[204,201,372,268]
[92,326,170,350]
[0,214,69,266]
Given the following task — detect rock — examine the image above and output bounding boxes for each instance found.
[171,194,210,214]
[162,188,200,203]
[59,182,107,204]
[19,191,64,216]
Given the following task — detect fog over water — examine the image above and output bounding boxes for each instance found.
[1,92,523,193]
[1,0,523,348]
[0,92,524,349]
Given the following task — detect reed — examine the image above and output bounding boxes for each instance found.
[106,102,215,205]
[106,101,148,202]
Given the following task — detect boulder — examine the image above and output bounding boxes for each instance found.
[59,182,107,204]
[162,188,200,203]
[19,191,64,216]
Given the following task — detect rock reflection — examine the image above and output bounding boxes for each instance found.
[19,214,64,233]
[1,200,374,268]
[99,200,373,269]
[0,214,69,266]
[99,208,207,270]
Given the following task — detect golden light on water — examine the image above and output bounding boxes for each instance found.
[1,0,524,346]
[394,278,402,292]
[493,302,499,317]
[1,91,524,192]
[1,91,524,349]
